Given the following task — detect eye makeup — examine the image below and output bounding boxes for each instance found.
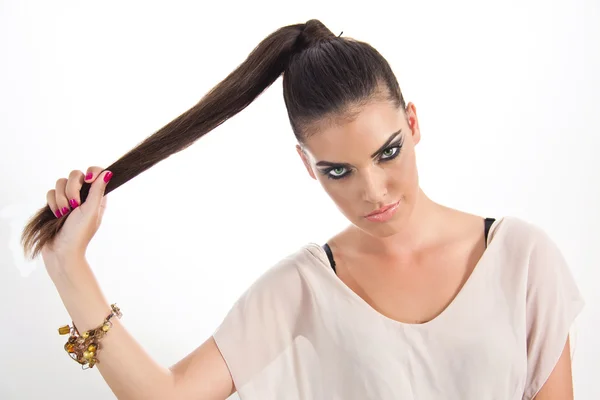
[319,134,404,180]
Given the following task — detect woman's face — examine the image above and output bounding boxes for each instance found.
[297,100,421,238]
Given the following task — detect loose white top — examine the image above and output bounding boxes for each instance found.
[213,217,584,399]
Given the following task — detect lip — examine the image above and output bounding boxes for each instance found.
[365,201,400,217]
[364,201,400,223]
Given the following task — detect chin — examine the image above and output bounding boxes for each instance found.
[358,221,403,238]
[346,213,400,238]
[350,202,412,238]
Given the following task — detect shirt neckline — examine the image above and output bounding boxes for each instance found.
[305,217,506,329]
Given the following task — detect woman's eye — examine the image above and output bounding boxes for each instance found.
[328,167,347,179]
[381,146,399,160]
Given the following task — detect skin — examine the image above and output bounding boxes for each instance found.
[46,99,574,399]
[298,99,574,398]
[296,99,492,325]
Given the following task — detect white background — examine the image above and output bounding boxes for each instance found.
[1,0,598,399]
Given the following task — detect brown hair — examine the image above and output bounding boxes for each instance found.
[21,19,406,259]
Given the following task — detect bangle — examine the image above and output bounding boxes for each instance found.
[58,303,122,369]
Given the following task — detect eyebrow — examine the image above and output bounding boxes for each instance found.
[315,129,403,168]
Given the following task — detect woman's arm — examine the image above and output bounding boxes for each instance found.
[533,337,574,400]
[169,336,235,399]
[47,255,235,400]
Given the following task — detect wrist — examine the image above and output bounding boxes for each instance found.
[47,256,94,289]
[44,251,87,276]
[48,258,112,334]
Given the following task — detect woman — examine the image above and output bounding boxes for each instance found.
[22,19,583,399]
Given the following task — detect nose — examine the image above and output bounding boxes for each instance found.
[360,168,388,204]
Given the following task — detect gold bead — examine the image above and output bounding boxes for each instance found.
[82,331,89,339]
[88,344,97,352]
[66,344,75,353]
[83,350,95,359]
[58,325,71,335]
[101,324,110,332]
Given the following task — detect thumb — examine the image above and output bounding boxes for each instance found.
[87,170,113,209]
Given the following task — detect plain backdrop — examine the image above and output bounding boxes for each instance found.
[1,0,598,399]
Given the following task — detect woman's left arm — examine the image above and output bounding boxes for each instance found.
[533,337,574,399]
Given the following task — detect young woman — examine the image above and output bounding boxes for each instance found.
[23,19,583,400]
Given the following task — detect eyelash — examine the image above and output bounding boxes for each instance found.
[324,143,403,180]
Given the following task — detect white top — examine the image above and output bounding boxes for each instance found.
[213,217,584,400]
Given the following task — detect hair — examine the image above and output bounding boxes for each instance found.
[21,19,406,259]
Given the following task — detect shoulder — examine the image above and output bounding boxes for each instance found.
[264,243,325,277]
[490,216,558,254]
[492,216,576,286]
[242,244,325,297]
[214,244,322,334]
[488,216,572,283]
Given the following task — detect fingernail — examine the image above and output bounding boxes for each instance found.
[104,171,113,183]
[85,172,93,180]
[61,207,70,215]
[69,199,79,208]
[55,209,62,218]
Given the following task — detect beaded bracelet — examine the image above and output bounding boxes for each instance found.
[58,304,122,369]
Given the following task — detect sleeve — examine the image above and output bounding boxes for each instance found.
[523,225,585,400]
[212,253,311,393]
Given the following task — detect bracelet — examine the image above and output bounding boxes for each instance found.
[58,303,122,369]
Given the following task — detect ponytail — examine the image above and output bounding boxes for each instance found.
[22,18,405,260]
[21,22,310,259]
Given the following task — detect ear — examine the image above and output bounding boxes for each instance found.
[296,144,317,180]
[405,102,421,146]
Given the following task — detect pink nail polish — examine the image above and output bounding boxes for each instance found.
[104,171,113,183]
[61,207,70,215]
[85,172,93,180]
[55,209,63,218]
[69,199,79,208]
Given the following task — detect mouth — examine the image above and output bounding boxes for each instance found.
[365,201,400,217]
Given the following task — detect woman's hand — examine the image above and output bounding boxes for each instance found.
[41,167,113,264]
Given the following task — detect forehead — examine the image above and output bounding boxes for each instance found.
[302,100,405,162]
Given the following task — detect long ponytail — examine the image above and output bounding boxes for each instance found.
[22,18,406,260]
[21,22,309,259]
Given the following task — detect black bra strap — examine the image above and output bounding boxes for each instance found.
[484,217,496,247]
[323,243,336,274]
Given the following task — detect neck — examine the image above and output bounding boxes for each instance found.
[349,188,450,257]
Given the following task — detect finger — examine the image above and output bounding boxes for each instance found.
[65,170,85,211]
[54,178,71,218]
[46,189,60,218]
[83,166,108,184]
[87,170,113,209]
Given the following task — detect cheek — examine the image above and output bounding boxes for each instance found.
[319,181,359,218]
[393,149,418,186]
[385,155,416,191]
[322,182,352,205]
